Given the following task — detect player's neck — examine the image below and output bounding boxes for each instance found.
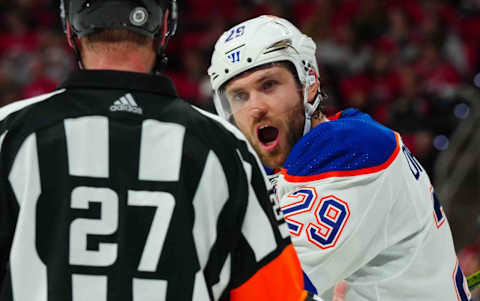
[310,113,329,128]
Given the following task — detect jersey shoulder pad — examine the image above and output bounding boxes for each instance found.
[282,109,400,182]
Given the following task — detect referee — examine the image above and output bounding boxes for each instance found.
[0,1,342,300]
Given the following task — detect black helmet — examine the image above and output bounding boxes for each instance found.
[60,0,177,38]
[60,0,178,71]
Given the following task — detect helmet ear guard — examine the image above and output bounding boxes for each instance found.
[306,67,321,103]
[302,66,323,135]
[307,68,318,87]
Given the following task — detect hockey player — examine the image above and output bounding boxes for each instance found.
[209,15,472,300]
[0,3,346,301]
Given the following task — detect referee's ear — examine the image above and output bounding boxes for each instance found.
[66,20,75,48]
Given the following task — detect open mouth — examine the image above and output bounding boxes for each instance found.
[257,125,279,149]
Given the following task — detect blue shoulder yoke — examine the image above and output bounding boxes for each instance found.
[283,109,398,178]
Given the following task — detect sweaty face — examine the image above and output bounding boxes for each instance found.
[224,65,305,169]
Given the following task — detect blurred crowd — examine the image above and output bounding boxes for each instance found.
[168,0,480,176]
[2,0,479,173]
[1,0,480,281]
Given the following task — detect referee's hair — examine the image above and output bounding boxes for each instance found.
[81,29,153,52]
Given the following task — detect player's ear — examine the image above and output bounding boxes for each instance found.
[307,70,319,103]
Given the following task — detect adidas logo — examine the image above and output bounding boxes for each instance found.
[109,93,143,115]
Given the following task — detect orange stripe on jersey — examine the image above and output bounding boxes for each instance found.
[230,244,307,301]
[328,111,343,121]
[281,132,401,183]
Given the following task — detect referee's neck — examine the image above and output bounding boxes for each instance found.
[80,43,156,73]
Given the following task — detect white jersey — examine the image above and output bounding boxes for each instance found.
[275,109,471,300]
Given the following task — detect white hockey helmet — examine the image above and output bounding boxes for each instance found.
[208,15,324,135]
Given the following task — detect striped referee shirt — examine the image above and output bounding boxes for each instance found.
[0,70,318,301]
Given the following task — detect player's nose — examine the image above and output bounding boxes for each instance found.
[247,93,268,121]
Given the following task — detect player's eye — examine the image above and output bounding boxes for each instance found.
[261,80,277,91]
[231,91,248,103]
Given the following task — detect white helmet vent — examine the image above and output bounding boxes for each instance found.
[264,39,295,55]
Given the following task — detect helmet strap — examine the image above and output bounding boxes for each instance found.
[66,22,85,70]
[302,69,321,136]
[152,9,171,74]
[153,44,168,74]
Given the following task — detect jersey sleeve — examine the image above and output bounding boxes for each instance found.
[0,129,7,282]
[0,129,18,285]
[225,143,320,301]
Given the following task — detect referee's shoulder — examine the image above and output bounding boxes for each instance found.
[0,89,66,125]
[184,105,249,147]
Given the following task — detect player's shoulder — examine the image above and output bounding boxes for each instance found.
[282,109,401,182]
